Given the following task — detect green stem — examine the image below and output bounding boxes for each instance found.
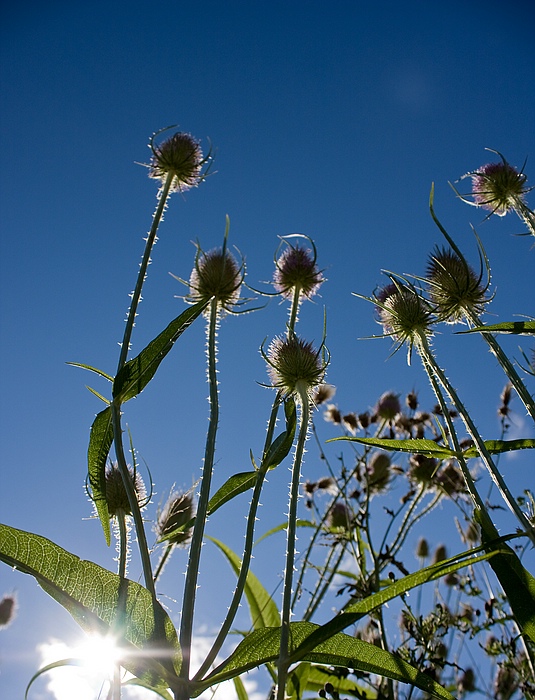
[193,395,283,681]
[153,542,174,583]
[287,286,301,336]
[277,383,310,700]
[179,299,220,683]
[419,332,535,542]
[117,171,174,373]
[112,402,156,595]
[464,307,535,423]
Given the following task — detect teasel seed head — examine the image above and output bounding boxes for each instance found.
[263,332,328,404]
[426,246,490,323]
[273,235,324,302]
[155,490,195,546]
[148,128,211,193]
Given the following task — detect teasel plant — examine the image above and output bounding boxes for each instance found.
[451,148,535,238]
[426,185,535,425]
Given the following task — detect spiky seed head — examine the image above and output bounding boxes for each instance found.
[149,131,206,192]
[104,462,146,518]
[0,595,16,628]
[416,537,429,559]
[156,491,195,546]
[376,282,433,348]
[366,452,392,494]
[327,501,352,530]
[342,412,359,434]
[188,247,243,314]
[408,454,438,486]
[470,161,528,216]
[265,334,327,402]
[427,247,489,323]
[273,240,324,301]
[433,544,448,564]
[313,383,336,406]
[375,391,401,420]
[324,403,342,424]
[436,461,466,497]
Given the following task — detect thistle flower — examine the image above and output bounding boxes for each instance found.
[104,462,147,518]
[186,244,244,315]
[148,128,211,193]
[155,490,195,546]
[263,333,328,403]
[273,236,324,301]
[342,412,359,434]
[408,454,438,486]
[426,246,490,323]
[375,279,434,358]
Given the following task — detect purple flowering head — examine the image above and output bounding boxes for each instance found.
[470,161,528,216]
[148,128,211,193]
[273,236,324,301]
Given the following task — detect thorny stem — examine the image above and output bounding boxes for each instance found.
[110,172,175,596]
[277,383,311,700]
[416,332,535,545]
[153,542,174,583]
[179,299,220,683]
[117,171,174,372]
[193,396,284,681]
[463,307,535,424]
[112,402,155,595]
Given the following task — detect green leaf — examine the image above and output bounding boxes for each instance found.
[208,537,280,629]
[463,438,535,458]
[457,320,535,335]
[329,436,460,459]
[0,524,180,692]
[262,397,297,470]
[232,675,250,700]
[254,520,316,546]
[67,361,114,382]
[294,664,374,698]
[113,301,208,403]
[478,519,535,644]
[199,622,453,700]
[87,406,114,545]
[329,437,535,461]
[289,546,499,659]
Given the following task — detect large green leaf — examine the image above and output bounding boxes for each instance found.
[198,622,453,699]
[87,406,114,545]
[290,663,374,698]
[331,436,535,460]
[209,537,280,629]
[478,518,535,644]
[262,398,297,470]
[457,320,535,335]
[0,524,180,692]
[288,545,499,659]
[113,301,208,403]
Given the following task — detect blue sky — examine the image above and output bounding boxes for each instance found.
[1,1,534,698]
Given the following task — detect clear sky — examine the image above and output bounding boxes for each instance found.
[1,1,534,698]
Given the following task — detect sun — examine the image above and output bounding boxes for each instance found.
[70,632,123,677]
